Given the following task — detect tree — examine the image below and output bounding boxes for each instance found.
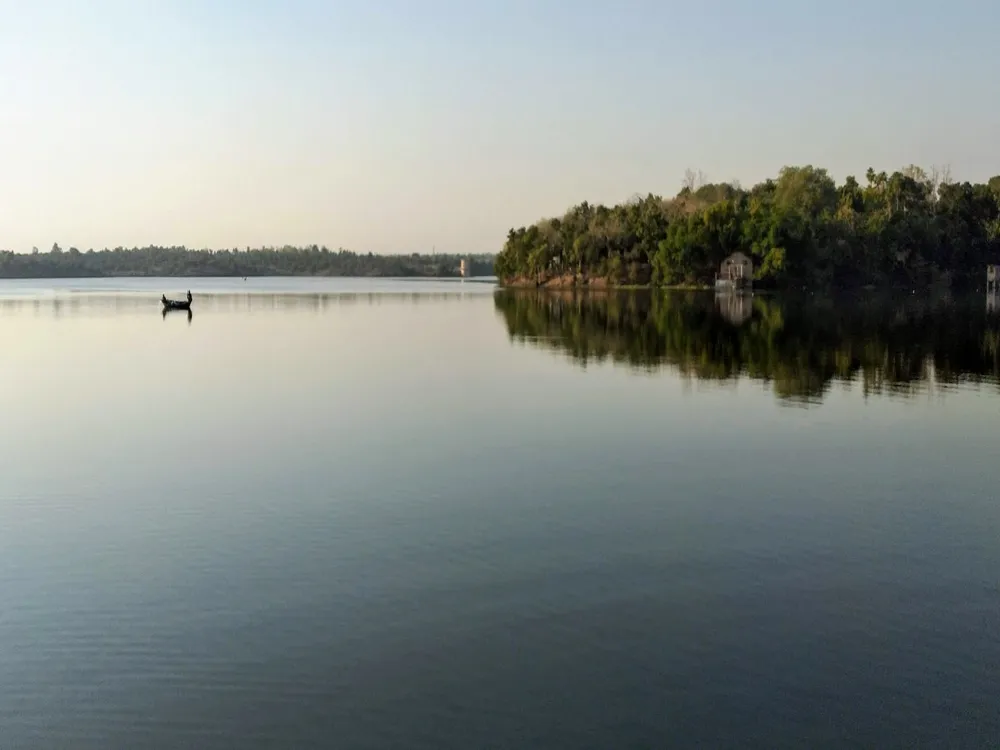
[681,168,707,193]
[988,176,1000,204]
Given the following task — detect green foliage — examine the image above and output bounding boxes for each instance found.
[495,166,1000,289]
[0,246,495,279]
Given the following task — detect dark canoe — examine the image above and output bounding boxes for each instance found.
[162,298,191,310]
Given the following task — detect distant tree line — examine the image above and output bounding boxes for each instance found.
[494,166,1000,289]
[0,244,495,279]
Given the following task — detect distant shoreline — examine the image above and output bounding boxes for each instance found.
[501,273,710,291]
[497,267,986,293]
[0,274,499,281]
[497,276,972,294]
[0,246,496,279]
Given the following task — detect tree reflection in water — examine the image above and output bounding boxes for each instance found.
[494,289,1000,404]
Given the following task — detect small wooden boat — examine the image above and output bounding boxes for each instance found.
[162,291,193,310]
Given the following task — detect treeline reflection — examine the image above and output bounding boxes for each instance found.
[494,290,1000,403]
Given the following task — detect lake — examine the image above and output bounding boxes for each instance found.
[1,278,998,749]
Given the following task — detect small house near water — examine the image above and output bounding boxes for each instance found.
[716,252,753,291]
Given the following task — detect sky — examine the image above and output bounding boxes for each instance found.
[1,0,998,254]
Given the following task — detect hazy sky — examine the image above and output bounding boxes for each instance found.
[1,0,998,254]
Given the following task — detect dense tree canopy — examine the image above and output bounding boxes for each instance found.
[495,290,1000,404]
[495,166,1000,289]
[0,245,495,279]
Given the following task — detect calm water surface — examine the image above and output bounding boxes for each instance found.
[1,278,998,748]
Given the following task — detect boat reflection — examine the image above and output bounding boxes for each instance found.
[162,306,193,324]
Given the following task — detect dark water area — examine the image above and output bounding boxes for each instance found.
[1,279,998,748]
[494,288,1000,404]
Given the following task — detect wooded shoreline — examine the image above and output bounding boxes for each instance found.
[493,165,1000,291]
